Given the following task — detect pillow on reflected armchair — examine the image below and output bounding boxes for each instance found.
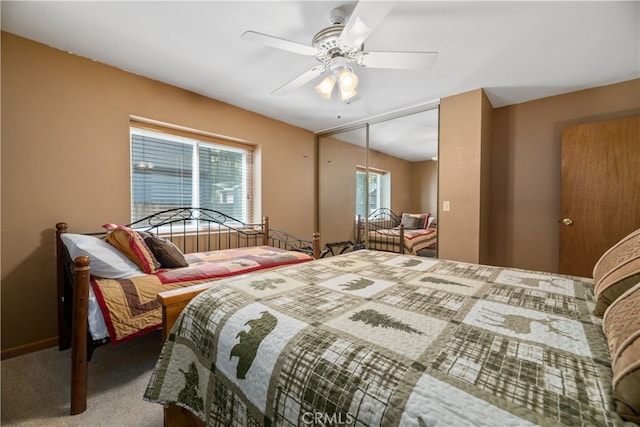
[406,212,431,229]
[400,213,420,230]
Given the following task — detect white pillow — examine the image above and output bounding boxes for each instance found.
[60,233,145,279]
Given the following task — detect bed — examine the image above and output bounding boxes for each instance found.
[55,207,320,415]
[144,227,640,427]
[357,208,437,256]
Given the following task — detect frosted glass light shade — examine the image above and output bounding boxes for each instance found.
[315,76,336,99]
[338,68,358,91]
[340,87,357,102]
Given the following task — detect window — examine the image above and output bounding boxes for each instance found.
[355,168,390,218]
[130,123,253,222]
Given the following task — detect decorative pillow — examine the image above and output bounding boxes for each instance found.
[60,233,144,279]
[422,213,432,229]
[402,212,431,229]
[400,213,420,230]
[603,281,640,423]
[103,224,159,274]
[593,228,640,316]
[138,231,188,268]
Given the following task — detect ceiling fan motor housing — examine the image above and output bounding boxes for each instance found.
[312,24,362,66]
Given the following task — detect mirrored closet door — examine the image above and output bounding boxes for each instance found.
[318,126,367,248]
[318,105,439,255]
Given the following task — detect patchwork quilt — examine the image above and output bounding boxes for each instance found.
[91,246,313,343]
[369,227,437,255]
[144,250,624,426]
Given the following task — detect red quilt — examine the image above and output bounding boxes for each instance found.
[91,246,313,343]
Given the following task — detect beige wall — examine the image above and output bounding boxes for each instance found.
[1,33,316,351]
[437,81,639,271]
[3,30,638,353]
[438,89,492,263]
[490,79,640,272]
[318,135,364,245]
[479,91,493,265]
[318,134,417,246]
[368,147,414,215]
[410,161,438,216]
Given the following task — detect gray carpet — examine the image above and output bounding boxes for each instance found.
[1,331,164,426]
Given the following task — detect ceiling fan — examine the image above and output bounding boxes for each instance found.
[241,2,439,102]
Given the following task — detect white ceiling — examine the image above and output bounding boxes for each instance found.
[2,1,638,161]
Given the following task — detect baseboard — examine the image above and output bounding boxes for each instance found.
[1,337,59,360]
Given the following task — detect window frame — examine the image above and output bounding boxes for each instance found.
[129,120,255,225]
[355,166,390,218]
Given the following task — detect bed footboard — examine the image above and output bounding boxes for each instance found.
[157,283,217,342]
[164,405,205,427]
[356,212,406,254]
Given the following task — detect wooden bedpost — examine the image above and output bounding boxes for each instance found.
[55,222,71,350]
[313,232,321,259]
[70,256,90,415]
[262,216,269,246]
[398,224,405,254]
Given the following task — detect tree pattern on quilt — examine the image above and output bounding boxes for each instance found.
[420,276,472,288]
[330,259,357,268]
[400,258,423,268]
[350,309,423,335]
[249,277,285,291]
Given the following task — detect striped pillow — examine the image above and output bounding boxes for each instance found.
[402,213,431,229]
[603,281,640,423]
[104,224,159,274]
[593,228,640,316]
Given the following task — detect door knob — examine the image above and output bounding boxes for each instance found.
[562,218,573,226]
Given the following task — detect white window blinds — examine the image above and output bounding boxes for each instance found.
[355,169,382,218]
[130,124,253,222]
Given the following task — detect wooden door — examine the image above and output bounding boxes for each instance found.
[559,115,640,277]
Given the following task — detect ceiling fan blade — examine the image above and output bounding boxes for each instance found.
[271,65,326,96]
[339,1,395,50]
[241,30,319,56]
[357,51,439,69]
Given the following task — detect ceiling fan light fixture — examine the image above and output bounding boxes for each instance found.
[338,67,358,92]
[315,76,336,99]
[244,2,439,101]
[339,86,358,102]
